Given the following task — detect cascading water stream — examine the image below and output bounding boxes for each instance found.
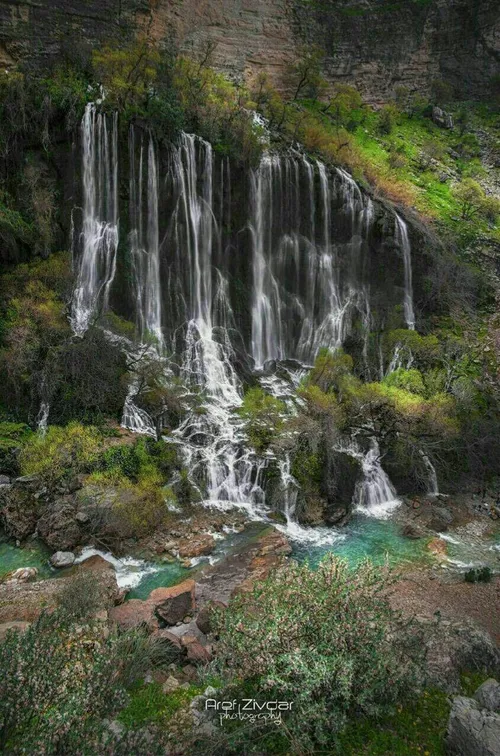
[71,103,119,335]
[129,130,163,349]
[395,213,415,331]
[168,134,267,515]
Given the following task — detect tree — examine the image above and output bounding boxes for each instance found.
[322,83,362,133]
[289,46,327,101]
[454,178,500,222]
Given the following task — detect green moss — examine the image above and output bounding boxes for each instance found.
[118,681,203,729]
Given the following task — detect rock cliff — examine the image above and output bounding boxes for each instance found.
[0,0,498,102]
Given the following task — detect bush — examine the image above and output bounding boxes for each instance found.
[213,555,424,751]
[19,422,103,488]
[0,421,31,475]
[238,387,286,452]
[0,609,170,754]
[464,567,492,584]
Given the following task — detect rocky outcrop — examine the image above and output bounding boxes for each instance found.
[0,554,119,623]
[0,476,42,540]
[0,0,498,103]
[108,579,196,630]
[446,694,500,755]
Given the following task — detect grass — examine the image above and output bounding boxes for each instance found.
[118,680,204,729]
[298,99,500,241]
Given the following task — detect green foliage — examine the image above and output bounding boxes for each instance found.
[464,566,492,584]
[306,347,354,392]
[0,421,31,474]
[378,104,399,135]
[19,422,103,487]
[239,387,286,452]
[56,570,107,620]
[454,178,500,222]
[119,680,202,729]
[213,555,424,751]
[92,40,160,115]
[383,368,426,395]
[289,45,327,101]
[335,688,450,756]
[0,609,169,754]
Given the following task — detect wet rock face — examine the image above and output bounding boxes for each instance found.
[0,0,498,102]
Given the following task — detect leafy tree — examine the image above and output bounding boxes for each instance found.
[92,38,160,114]
[238,386,286,452]
[431,79,454,106]
[454,178,500,221]
[289,45,327,101]
[322,83,362,133]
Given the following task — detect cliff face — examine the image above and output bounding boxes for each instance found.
[0,0,499,102]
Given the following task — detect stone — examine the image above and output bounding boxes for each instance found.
[423,620,500,693]
[474,679,500,713]
[401,523,425,539]
[38,499,81,551]
[162,676,180,694]
[182,636,212,663]
[78,554,114,573]
[195,601,226,635]
[0,477,39,540]
[177,534,216,559]
[0,620,30,641]
[164,541,177,551]
[432,106,454,130]
[50,551,75,568]
[446,695,500,756]
[151,580,196,625]
[153,628,184,655]
[428,537,447,559]
[0,475,10,485]
[109,599,156,631]
[2,567,38,583]
[75,511,89,524]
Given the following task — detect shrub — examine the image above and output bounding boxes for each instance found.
[0,609,170,754]
[464,567,492,584]
[19,422,103,487]
[0,421,31,475]
[383,368,426,396]
[213,555,424,751]
[238,387,286,452]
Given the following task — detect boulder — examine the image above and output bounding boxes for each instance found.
[0,620,31,642]
[401,523,425,539]
[446,695,500,755]
[109,599,157,631]
[37,499,81,551]
[2,567,38,584]
[196,600,226,635]
[0,475,11,485]
[181,635,212,664]
[162,676,180,693]
[153,628,184,655]
[50,551,75,568]
[432,106,454,130]
[151,580,196,625]
[474,679,500,713]
[177,535,216,559]
[423,620,500,693]
[0,477,40,540]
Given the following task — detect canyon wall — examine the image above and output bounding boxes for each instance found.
[0,0,499,102]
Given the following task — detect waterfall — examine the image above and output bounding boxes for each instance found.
[169,134,266,514]
[129,130,163,349]
[70,112,415,530]
[395,214,415,331]
[71,103,119,335]
[354,439,400,518]
[36,402,50,436]
[420,450,439,496]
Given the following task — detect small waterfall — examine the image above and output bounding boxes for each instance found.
[354,439,400,518]
[395,214,415,331]
[36,402,50,436]
[420,450,439,496]
[129,130,163,349]
[71,103,119,335]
